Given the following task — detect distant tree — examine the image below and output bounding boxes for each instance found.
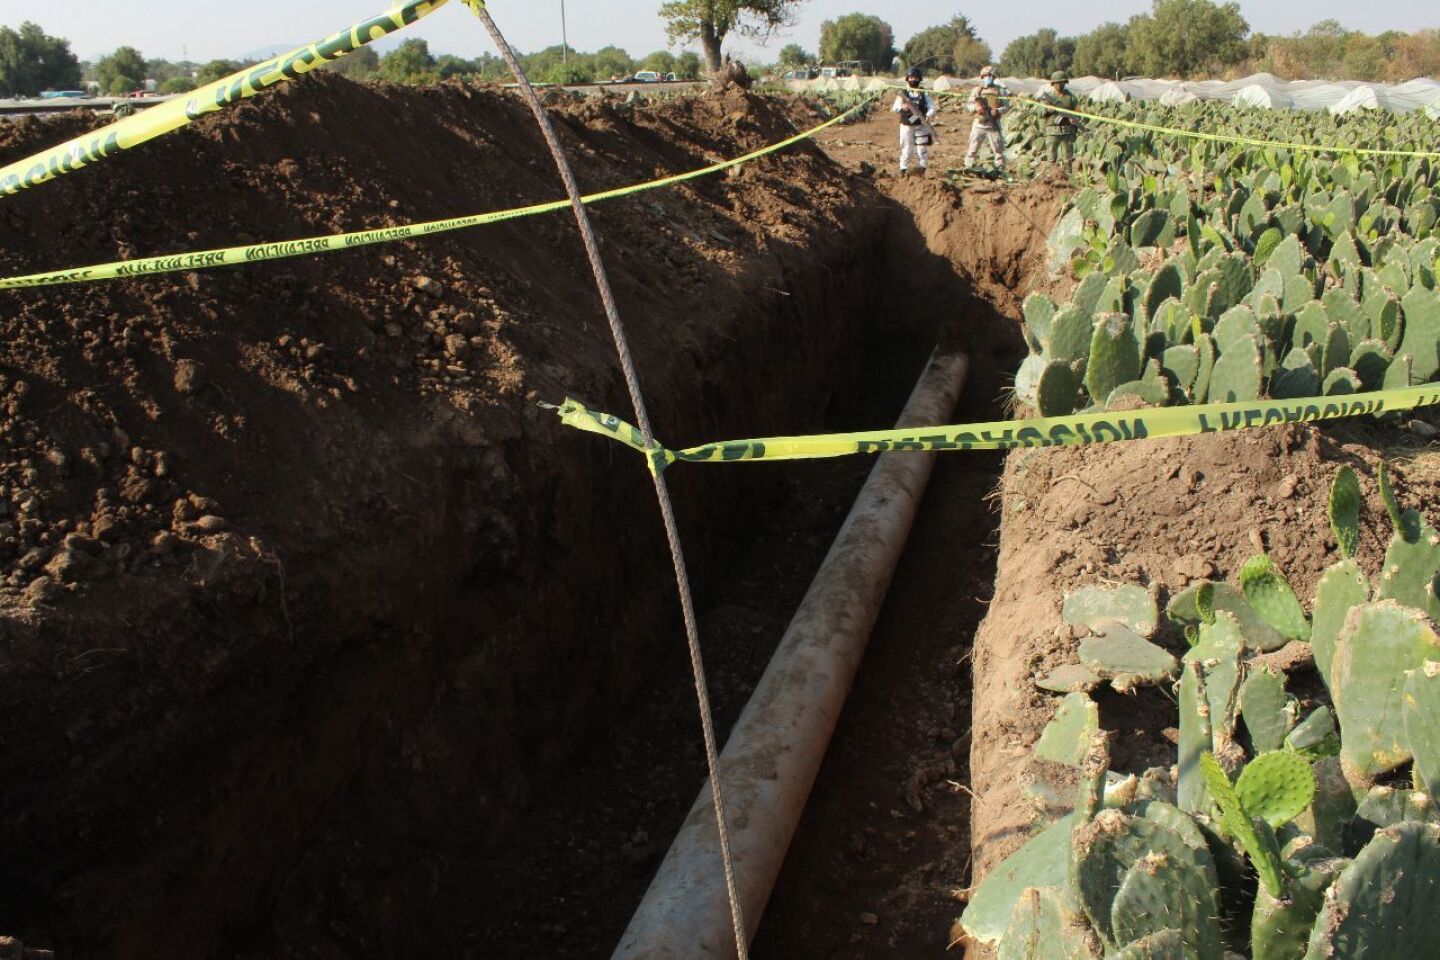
[659,0,806,73]
[160,75,196,94]
[327,46,380,79]
[952,34,994,77]
[145,58,182,83]
[1125,0,1249,77]
[902,15,981,74]
[1072,22,1131,78]
[1001,28,1075,77]
[0,22,82,96]
[641,50,679,74]
[592,45,636,78]
[675,51,704,78]
[96,46,146,95]
[436,55,477,79]
[541,62,595,84]
[195,59,244,86]
[819,13,895,72]
[777,43,813,68]
[378,38,437,84]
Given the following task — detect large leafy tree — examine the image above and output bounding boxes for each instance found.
[675,51,704,79]
[1125,0,1249,78]
[96,46,146,95]
[1072,22,1131,79]
[819,13,895,72]
[1001,28,1075,77]
[378,38,437,84]
[777,43,814,69]
[902,15,981,74]
[326,46,380,79]
[0,22,81,97]
[641,50,679,75]
[659,0,804,73]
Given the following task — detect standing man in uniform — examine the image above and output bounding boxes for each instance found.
[964,65,1010,176]
[1035,71,1080,174]
[892,66,938,177]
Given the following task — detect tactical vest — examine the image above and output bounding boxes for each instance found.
[974,85,1004,126]
[1040,90,1079,136]
[900,90,929,124]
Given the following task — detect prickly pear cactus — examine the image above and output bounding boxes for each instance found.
[1403,662,1440,800]
[1311,560,1369,690]
[1200,752,1285,896]
[1037,693,1100,766]
[1235,750,1316,828]
[1239,555,1311,641]
[961,815,1080,944]
[1329,466,1362,560]
[1331,601,1440,785]
[1037,359,1082,416]
[1079,625,1178,694]
[1302,822,1440,959]
[997,886,1099,960]
[1240,665,1292,754]
[1085,313,1142,405]
[1252,854,1343,960]
[1207,334,1263,402]
[1063,585,1158,636]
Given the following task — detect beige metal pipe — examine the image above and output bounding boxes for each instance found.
[613,350,971,959]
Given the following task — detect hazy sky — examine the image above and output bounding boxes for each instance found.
[0,0,1432,65]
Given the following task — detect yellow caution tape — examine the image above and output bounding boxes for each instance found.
[557,386,1440,475]
[909,83,1440,160]
[0,98,873,290]
[0,0,448,199]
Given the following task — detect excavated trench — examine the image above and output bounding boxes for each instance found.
[0,81,1059,960]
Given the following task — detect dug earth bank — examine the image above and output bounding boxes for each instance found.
[0,77,1069,958]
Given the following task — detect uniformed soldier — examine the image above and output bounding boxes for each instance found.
[1036,71,1080,172]
[964,65,1010,175]
[891,66,938,176]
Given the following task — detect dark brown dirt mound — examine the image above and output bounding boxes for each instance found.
[0,75,894,958]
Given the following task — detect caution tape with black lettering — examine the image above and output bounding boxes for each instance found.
[0,0,448,199]
[555,386,1440,475]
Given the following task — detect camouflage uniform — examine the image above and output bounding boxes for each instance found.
[1036,77,1080,169]
[964,73,1010,171]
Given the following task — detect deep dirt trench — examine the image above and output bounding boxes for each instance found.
[0,87,1059,960]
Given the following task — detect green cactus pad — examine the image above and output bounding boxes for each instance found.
[1063,585,1158,636]
[1025,294,1058,350]
[1375,507,1440,621]
[1037,664,1104,694]
[1403,662,1440,800]
[1349,338,1394,389]
[1322,367,1361,395]
[1235,750,1317,828]
[1113,929,1187,960]
[1302,823,1440,960]
[1384,352,1413,389]
[1313,560,1370,692]
[1037,360,1083,416]
[1270,234,1305,277]
[1106,379,1169,409]
[1323,289,1369,347]
[1037,693,1101,767]
[1239,555,1311,641]
[1049,305,1094,363]
[1332,601,1440,783]
[996,886,1099,960]
[1304,757,1356,854]
[1214,304,1261,351]
[1346,786,1440,853]
[1321,325,1354,379]
[1168,581,1287,653]
[1199,753,1286,896]
[1161,345,1201,395]
[1400,284,1440,382]
[1110,853,1223,959]
[1252,857,1341,960]
[1329,467,1363,560]
[1287,705,1340,757]
[1240,666,1291,753]
[1207,334,1263,402]
[1086,313,1143,404]
[1071,810,1219,950]
[1144,264,1184,320]
[1079,625,1179,693]
[961,813,1080,944]
[1178,660,1213,815]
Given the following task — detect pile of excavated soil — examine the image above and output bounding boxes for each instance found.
[966,420,1440,896]
[0,75,897,958]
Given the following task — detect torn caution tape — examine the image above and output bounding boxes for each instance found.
[557,387,1440,474]
[0,0,448,199]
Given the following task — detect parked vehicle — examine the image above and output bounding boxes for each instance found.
[633,71,662,83]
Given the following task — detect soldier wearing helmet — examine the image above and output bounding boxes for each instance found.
[964,65,1011,175]
[891,66,938,176]
[1036,70,1081,173]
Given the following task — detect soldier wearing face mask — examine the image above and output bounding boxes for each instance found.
[964,65,1010,175]
[891,66,938,177]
